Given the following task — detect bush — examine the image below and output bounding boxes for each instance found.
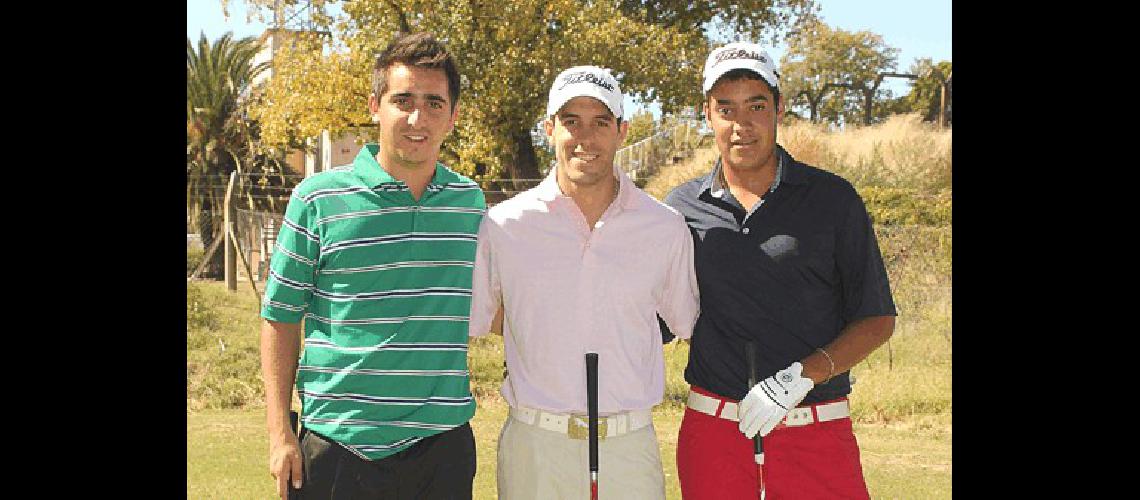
[187,282,218,331]
[187,282,265,410]
[860,187,952,226]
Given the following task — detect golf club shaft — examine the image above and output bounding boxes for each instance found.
[586,352,599,500]
[746,342,765,498]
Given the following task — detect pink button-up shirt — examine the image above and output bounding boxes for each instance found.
[469,165,700,415]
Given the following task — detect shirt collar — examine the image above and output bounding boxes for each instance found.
[534,162,636,210]
[701,145,805,198]
[351,143,448,188]
[775,146,808,186]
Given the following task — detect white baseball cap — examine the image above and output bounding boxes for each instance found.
[546,65,623,120]
[702,42,779,94]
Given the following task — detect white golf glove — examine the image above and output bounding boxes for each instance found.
[738,362,815,439]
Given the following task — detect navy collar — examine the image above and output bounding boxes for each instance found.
[699,145,805,198]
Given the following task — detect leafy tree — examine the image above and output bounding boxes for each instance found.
[623,109,658,147]
[188,32,287,277]
[780,19,898,126]
[902,58,952,125]
[878,94,914,118]
[227,0,815,189]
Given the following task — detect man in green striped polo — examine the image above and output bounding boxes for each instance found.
[259,32,484,500]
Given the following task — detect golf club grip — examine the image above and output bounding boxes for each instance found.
[585,352,599,473]
[746,342,763,456]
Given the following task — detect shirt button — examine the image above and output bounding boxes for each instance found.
[742,228,750,234]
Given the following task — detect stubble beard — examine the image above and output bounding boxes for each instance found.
[388,135,439,171]
[723,128,779,172]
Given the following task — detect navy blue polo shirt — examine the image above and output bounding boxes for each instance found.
[663,145,896,405]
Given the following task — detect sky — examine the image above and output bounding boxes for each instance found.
[188,1,951,113]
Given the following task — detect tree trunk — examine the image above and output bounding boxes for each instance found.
[508,129,541,190]
[863,89,874,125]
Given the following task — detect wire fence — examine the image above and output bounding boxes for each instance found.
[232,208,284,282]
[197,129,949,325]
[221,211,948,287]
[615,119,707,182]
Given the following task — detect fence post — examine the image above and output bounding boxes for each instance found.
[938,73,951,128]
[224,171,237,291]
[640,142,647,178]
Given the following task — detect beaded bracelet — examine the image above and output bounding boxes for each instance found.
[816,347,836,383]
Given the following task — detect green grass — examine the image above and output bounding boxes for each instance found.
[188,409,273,499]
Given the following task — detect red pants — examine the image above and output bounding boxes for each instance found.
[676,386,870,500]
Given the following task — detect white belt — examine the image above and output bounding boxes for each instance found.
[509,405,652,440]
[686,389,849,427]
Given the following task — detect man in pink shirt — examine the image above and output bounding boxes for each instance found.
[468,65,700,499]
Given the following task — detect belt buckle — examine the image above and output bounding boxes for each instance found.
[567,415,605,440]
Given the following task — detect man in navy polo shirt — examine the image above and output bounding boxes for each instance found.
[665,42,897,499]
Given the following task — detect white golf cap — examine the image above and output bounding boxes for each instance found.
[546,65,623,120]
[702,42,779,94]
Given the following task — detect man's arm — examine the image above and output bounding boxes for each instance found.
[490,305,504,336]
[802,186,898,383]
[799,315,895,384]
[260,319,304,498]
[468,217,502,338]
[657,217,701,340]
[738,316,895,439]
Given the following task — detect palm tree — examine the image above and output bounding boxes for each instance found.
[187,32,270,277]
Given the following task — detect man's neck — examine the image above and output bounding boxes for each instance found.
[378,153,436,201]
[557,172,618,229]
[721,154,778,200]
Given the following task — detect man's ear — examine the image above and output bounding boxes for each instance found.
[447,103,460,134]
[543,117,555,138]
[368,94,380,123]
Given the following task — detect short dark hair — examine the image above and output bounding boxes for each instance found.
[706,68,780,106]
[372,32,460,111]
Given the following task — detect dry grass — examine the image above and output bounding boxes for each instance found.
[644,113,952,202]
[780,113,952,192]
[643,142,720,201]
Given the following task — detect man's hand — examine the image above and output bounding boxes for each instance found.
[261,319,304,498]
[268,432,303,499]
[738,362,815,439]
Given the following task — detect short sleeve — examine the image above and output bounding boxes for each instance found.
[260,193,320,323]
[835,188,897,323]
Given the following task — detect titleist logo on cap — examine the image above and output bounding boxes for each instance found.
[713,48,767,66]
[557,71,615,92]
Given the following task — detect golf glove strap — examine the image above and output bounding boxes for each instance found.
[738,362,815,439]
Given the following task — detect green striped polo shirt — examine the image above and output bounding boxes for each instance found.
[261,144,485,460]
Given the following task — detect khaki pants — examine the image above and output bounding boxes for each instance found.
[496,411,665,499]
